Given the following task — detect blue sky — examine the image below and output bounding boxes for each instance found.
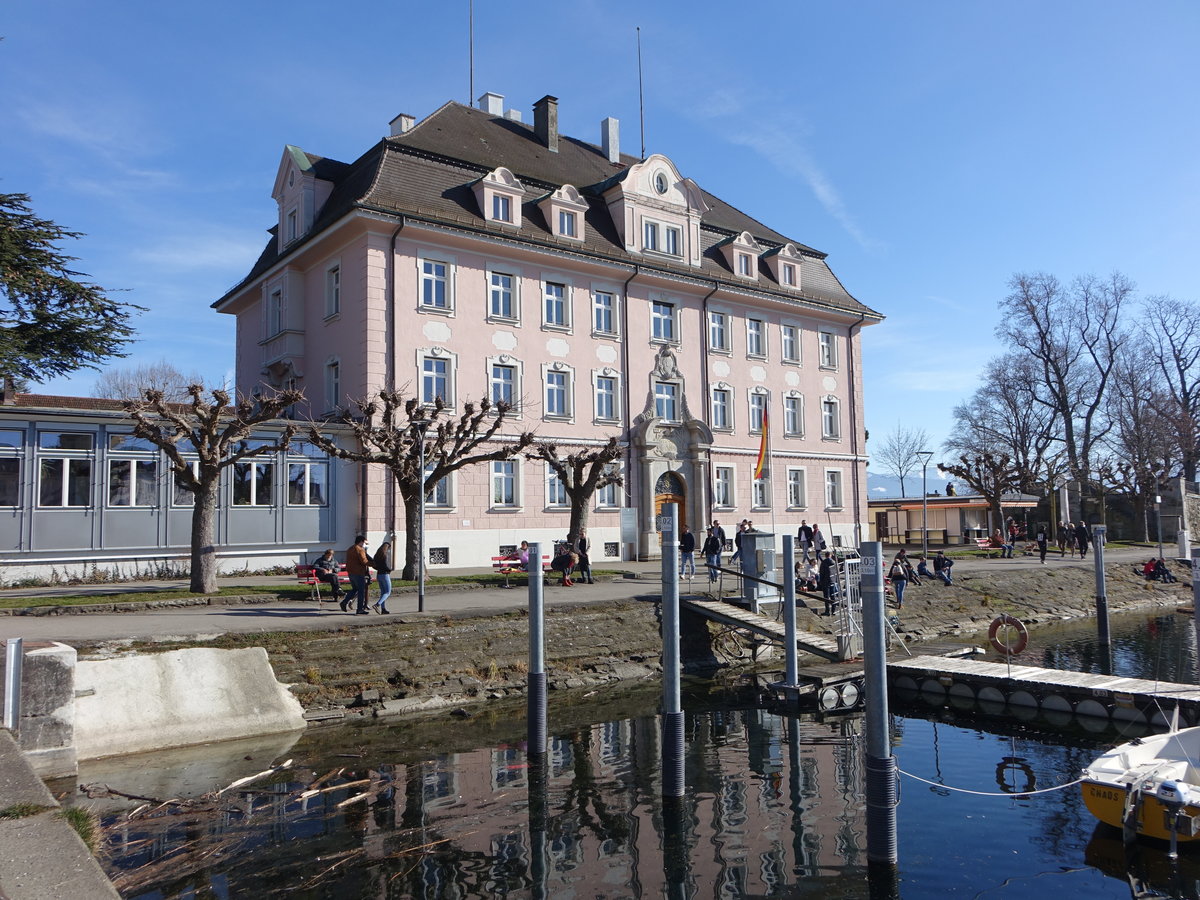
[4,2,1198,466]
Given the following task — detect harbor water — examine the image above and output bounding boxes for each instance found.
[60,606,1200,898]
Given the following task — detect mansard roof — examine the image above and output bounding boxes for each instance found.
[217,101,878,320]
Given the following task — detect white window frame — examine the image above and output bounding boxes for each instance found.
[592,289,619,336]
[655,381,679,422]
[419,349,457,406]
[418,252,455,313]
[324,359,341,413]
[492,194,512,223]
[324,263,340,318]
[108,458,158,507]
[172,459,200,506]
[426,471,452,508]
[709,310,729,352]
[489,358,520,409]
[287,460,329,507]
[593,371,620,422]
[783,393,803,437]
[781,262,797,286]
[596,463,621,509]
[36,432,94,508]
[664,225,682,257]
[787,468,807,509]
[746,318,765,358]
[821,395,841,440]
[711,386,732,431]
[749,390,768,434]
[0,432,21,508]
[542,363,574,420]
[643,220,659,252]
[266,287,283,337]
[825,469,844,510]
[781,323,800,364]
[651,300,676,343]
[286,208,298,243]
[558,209,577,238]
[752,477,769,509]
[738,252,755,277]
[487,269,519,322]
[491,459,519,508]
[545,466,568,509]
[818,328,838,369]
[713,466,734,509]
[542,279,572,330]
[232,458,274,507]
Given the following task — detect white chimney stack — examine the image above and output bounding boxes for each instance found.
[504,109,523,122]
[389,113,415,136]
[601,117,620,163]
[478,92,504,116]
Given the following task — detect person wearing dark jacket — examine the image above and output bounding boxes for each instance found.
[1035,524,1048,564]
[371,541,393,614]
[818,551,839,616]
[678,524,696,577]
[1075,522,1091,559]
[313,549,344,602]
[343,535,372,614]
[702,528,722,582]
[574,528,594,584]
[933,550,954,585]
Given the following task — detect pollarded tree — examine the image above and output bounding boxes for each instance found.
[527,437,624,546]
[874,425,932,497]
[124,385,302,593]
[308,391,533,580]
[938,452,1021,536]
[0,193,141,384]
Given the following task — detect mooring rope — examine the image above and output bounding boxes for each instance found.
[897,768,1084,797]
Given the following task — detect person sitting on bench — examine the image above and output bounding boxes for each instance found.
[312,549,343,601]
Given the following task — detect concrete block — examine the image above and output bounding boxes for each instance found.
[0,642,78,779]
[73,647,306,760]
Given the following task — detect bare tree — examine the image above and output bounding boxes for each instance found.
[938,452,1021,534]
[124,385,301,593]
[874,425,931,497]
[307,391,533,580]
[1145,296,1200,480]
[996,271,1131,518]
[94,358,207,402]
[527,437,624,544]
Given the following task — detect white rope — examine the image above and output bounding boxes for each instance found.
[897,767,1084,797]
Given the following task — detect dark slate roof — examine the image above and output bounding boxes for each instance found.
[217,101,879,319]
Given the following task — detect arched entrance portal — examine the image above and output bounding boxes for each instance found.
[654,471,687,543]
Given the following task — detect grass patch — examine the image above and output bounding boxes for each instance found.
[0,801,49,819]
[57,806,99,854]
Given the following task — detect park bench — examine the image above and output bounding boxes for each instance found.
[491,555,552,588]
[973,538,993,551]
[295,563,349,607]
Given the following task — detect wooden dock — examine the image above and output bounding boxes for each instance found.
[889,655,1200,726]
[682,596,842,661]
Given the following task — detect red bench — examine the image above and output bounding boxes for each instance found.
[973,537,993,551]
[491,555,551,588]
[296,563,349,607]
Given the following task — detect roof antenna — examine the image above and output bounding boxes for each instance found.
[637,26,646,160]
[468,0,475,106]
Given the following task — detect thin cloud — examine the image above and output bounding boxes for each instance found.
[132,232,264,271]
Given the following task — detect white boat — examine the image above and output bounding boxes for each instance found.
[1082,720,1200,844]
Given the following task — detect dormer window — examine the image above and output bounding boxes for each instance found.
[782,263,796,285]
[286,210,298,244]
[642,219,683,257]
[762,242,805,290]
[644,221,659,252]
[718,231,762,280]
[473,166,526,229]
[538,184,587,242]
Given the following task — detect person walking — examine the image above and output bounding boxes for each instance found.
[1035,524,1048,564]
[1057,522,1069,558]
[1065,522,1077,558]
[711,519,727,552]
[812,523,827,554]
[1075,521,1091,559]
[371,541,393,614]
[343,535,372,614]
[818,550,839,616]
[678,524,696,577]
[702,527,723,583]
[574,528,594,584]
[797,520,814,563]
[889,551,908,609]
[731,520,749,567]
[312,549,344,603]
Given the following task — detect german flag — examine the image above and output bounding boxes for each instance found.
[753,409,769,479]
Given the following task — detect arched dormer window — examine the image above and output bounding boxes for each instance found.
[600,154,709,267]
[472,167,526,228]
[538,184,587,241]
[761,242,804,290]
[718,232,762,281]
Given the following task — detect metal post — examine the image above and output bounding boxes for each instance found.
[413,419,432,613]
[782,535,798,688]
[916,450,933,558]
[1093,525,1110,646]
[3,638,22,735]
[527,542,546,758]
[1192,549,1200,684]
[661,503,684,798]
[1157,495,1164,561]
[860,541,897,866]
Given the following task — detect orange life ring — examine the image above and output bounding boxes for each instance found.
[988,614,1029,655]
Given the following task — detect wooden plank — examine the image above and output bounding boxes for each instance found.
[683,598,840,659]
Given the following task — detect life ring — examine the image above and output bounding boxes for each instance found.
[995,756,1036,794]
[988,614,1029,656]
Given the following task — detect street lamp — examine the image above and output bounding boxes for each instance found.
[1156,494,1163,560]
[916,450,934,558]
[411,417,433,613]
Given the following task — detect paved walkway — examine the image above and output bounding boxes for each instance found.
[0,544,1158,645]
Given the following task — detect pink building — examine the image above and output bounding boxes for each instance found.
[214,93,881,568]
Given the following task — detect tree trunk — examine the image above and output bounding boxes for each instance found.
[190,480,220,593]
[567,500,590,548]
[400,483,420,582]
[899,476,907,497]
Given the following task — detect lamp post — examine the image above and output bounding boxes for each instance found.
[411,418,433,613]
[1156,494,1164,560]
[916,451,934,558]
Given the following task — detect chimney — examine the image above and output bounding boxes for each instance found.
[478,92,504,116]
[389,113,415,136]
[533,95,559,153]
[601,117,620,163]
[504,109,523,123]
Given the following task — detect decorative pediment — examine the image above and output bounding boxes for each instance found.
[717,231,762,279]
[600,154,708,266]
[537,184,588,241]
[761,242,804,289]
[270,145,335,253]
[472,166,527,228]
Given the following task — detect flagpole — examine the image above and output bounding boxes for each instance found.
[767,409,778,556]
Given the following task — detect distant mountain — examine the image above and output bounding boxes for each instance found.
[868,470,959,500]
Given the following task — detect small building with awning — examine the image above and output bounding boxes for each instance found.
[867,491,1041,545]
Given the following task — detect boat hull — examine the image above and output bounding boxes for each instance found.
[1082,778,1200,843]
